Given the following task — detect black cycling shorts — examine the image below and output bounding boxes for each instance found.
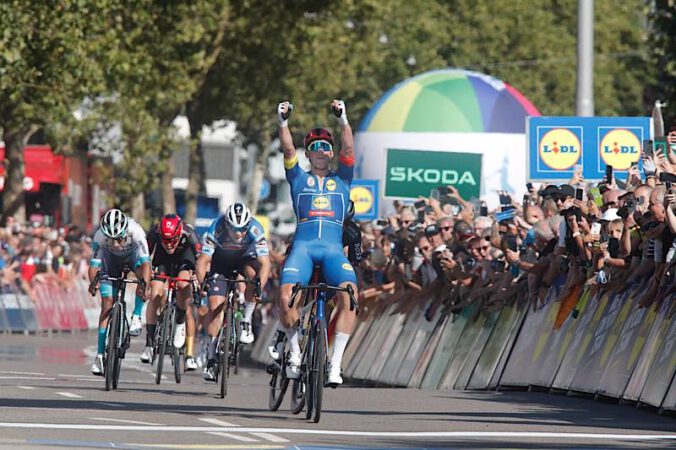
[152,245,196,277]
[207,256,260,297]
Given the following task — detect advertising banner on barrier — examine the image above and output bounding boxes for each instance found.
[639,311,676,407]
[395,300,440,386]
[527,116,652,182]
[454,310,500,390]
[349,179,379,221]
[662,375,676,411]
[408,312,450,388]
[438,304,487,389]
[0,289,26,332]
[369,307,410,383]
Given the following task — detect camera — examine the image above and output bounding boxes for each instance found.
[560,206,582,222]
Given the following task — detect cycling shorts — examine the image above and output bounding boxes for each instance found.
[280,240,356,287]
[206,259,260,298]
[98,246,149,298]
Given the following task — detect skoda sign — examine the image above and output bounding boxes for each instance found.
[385,148,481,200]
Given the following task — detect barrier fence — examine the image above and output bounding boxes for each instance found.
[251,281,676,413]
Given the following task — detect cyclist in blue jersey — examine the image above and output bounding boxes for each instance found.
[276,99,358,386]
[195,202,271,381]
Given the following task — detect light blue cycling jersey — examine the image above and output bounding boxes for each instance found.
[281,153,356,287]
[202,215,269,258]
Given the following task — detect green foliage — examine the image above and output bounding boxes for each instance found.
[648,0,676,127]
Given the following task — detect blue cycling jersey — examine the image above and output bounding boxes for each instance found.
[202,216,269,259]
[285,154,353,243]
[281,154,357,287]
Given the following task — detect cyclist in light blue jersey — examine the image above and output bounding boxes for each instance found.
[276,99,358,386]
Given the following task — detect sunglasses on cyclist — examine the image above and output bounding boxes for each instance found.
[307,140,333,153]
[162,237,180,246]
[228,224,248,233]
[106,236,127,245]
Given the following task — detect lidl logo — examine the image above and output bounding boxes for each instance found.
[539,128,581,170]
[325,179,336,191]
[312,196,330,209]
[350,186,374,214]
[600,129,640,170]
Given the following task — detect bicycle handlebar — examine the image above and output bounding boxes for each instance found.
[288,282,358,312]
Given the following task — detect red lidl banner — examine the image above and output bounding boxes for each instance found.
[0,145,64,192]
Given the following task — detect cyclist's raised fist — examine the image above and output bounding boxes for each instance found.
[278,101,293,126]
[331,99,348,126]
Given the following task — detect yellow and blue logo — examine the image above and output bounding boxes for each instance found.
[599,128,640,170]
[350,186,374,215]
[313,196,330,209]
[539,128,581,170]
[325,179,336,191]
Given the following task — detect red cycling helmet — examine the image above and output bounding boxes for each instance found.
[304,127,334,148]
[159,214,183,242]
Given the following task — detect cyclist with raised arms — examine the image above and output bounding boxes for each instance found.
[277,99,358,386]
[195,202,271,381]
[88,209,152,375]
[141,214,201,371]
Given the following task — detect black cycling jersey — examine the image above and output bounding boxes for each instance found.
[342,219,363,266]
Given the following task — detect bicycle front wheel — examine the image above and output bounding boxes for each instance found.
[219,306,232,399]
[310,321,326,423]
[268,356,289,411]
[155,308,169,385]
[105,304,120,392]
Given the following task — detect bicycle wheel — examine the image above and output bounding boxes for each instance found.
[105,304,120,392]
[173,321,181,385]
[233,312,241,375]
[310,320,326,423]
[290,375,306,414]
[155,307,169,385]
[305,324,315,421]
[112,314,125,390]
[219,306,232,398]
[268,356,289,411]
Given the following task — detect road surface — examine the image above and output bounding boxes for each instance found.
[0,332,674,449]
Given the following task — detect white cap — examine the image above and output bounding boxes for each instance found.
[601,208,620,222]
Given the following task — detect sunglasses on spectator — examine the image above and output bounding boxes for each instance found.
[441,226,453,231]
[307,140,333,152]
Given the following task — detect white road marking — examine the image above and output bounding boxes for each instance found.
[0,423,673,441]
[199,418,240,427]
[55,392,82,399]
[250,432,290,443]
[17,386,37,390]
[0,376,55,380]
[208,431,259,443]
[0,370,44,376]
[91,417,162,426]
[57,374,101,379]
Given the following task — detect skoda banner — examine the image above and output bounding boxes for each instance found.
[385,148,482,200]
[349,179,379,221]
[527,116,652,182]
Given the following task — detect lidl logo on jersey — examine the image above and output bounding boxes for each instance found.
[599,128,641,170]
[385,149,481,200]
[313,196,330,209]
[538,128,581,170]
[325,179,336,191]
[309,195,335,218]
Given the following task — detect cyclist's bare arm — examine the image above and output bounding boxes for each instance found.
[257,254,272,294]
[196,253,212,286]
[332,99,354,162]
[278,101,295,160]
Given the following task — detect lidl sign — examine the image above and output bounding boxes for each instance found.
[350,179,379,221]
[385,148,482,200]
[528,116,651,181]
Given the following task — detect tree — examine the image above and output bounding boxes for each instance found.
[0,0,109,223]
[648,0,676,127]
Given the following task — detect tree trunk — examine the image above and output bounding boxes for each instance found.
[162,153,176,214]
[184,114,205,225]
[1,129,29,225]
[131,192,145,225]
[246,131,272,214]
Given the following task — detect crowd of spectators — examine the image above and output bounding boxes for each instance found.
[0,218,92,293]
[330,133,676,321]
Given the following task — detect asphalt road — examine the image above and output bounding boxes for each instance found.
[0,332,674,449]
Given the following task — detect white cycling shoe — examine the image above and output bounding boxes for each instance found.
[268,341,284,361]
[173,323,186,348]
[129,315,143,337]
[327,363,343,387]
[140,346,153,363]
[239,321,254,344]
[286,352,301,379]
[91,354,104,376]
[185,356,197,371]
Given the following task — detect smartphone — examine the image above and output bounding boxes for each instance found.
[438,186,451,196]
[605,165,613,184]
[376,219,389,227]
[523,194,530,206]
[430,189,440,201]
[414,200,426,210]
[526,182,534,193]
[575,188,583,201]
[417,209,425,223]
[591,222,601,235]
[480,204,488,217]
[667,181,673,193]
[643,139,654,157]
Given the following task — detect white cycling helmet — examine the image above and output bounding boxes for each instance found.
[225,202,252,229]
[100,208,129,239]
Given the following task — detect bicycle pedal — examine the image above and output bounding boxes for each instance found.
[265,363,279,375]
